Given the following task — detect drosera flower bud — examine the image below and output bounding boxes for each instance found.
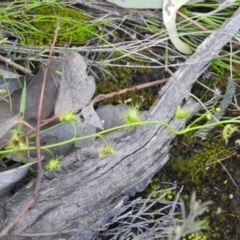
[8,130,28,151]
[175,105,191,119]
[215,107,221,112]
[124,103,142,125]
[222,124,238,145]
[44,157,61,171]
[99,143,118,159]
[59,109,77,122]
[205,113,211,120]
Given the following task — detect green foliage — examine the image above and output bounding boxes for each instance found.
[21,5,99,46]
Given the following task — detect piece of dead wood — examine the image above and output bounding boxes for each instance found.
[0,6,240,240]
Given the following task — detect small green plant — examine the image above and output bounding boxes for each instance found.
[59,109,77,123]
[44,157,61,170]
[99,143,118,159]
[7,130,28,152]
[221,124,238,145]
[175,105,192,119]
[98,135,118,159]
[124,103,142,125]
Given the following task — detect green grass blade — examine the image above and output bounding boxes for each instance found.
[17,79,27,134]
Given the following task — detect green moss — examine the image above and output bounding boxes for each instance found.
[95,52,157,108]
[145,130,240,239]
[183,233,207,240]
[144,178,177,199]
[168,132,233,187]
[21,5,99,46]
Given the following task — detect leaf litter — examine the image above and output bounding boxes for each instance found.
[24,59,62,120]
[55,51,96,114]
[0,51,104,200]
[0,50,127,202]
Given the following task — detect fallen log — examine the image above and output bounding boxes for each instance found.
[0,6,240,240]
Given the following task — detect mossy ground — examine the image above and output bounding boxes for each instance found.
[21,5,99,46]
[138,72,240,239]
[94,52,163,108]
[142,130,240,239]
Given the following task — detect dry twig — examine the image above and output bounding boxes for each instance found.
[0,17,61,239]
[0,54,32,75]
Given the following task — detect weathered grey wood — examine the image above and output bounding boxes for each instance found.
[0,6,240,240]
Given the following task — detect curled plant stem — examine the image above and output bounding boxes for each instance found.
[2,117,240,155]
[0,78,168,150]
[38,118,240,150]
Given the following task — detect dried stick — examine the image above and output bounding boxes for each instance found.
[33,78,169,125]
[39,78,169,125]
[22,78,169,132]
[16,119,35,132]
[91,78,169,104]
[0,54,32,75]
[0,17,60,239]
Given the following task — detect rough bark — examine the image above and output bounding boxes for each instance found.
[0,6,240,240]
